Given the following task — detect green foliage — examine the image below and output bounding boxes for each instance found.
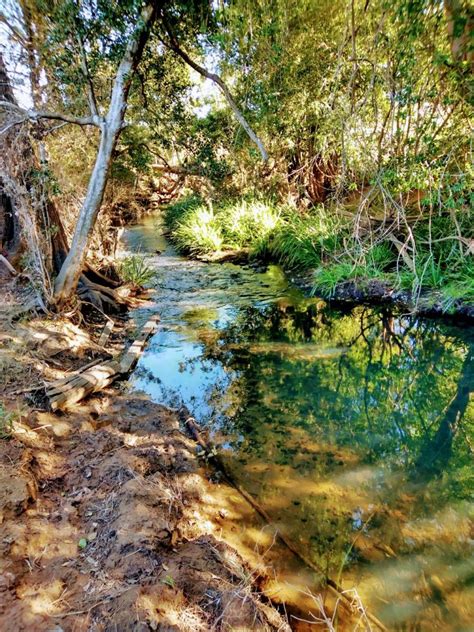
[166,193,473,310]
[119,254,156,286]
[265,210,346,269]
[165,196,285,254]
[313,263,366,298]
[161,574,175,588]
[174,205,224,253]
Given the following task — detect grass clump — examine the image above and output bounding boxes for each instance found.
[264,210,346,269]
[164,195,474,311]
[0,403,15,439]
[164,196,284,255]
[119,254,156,286]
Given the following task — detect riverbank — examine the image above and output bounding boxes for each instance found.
[123,214,474,632]
[0,277,295,631]
[1,276,377,631]
[163,196,474,322]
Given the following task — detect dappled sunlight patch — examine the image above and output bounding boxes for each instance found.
[401,503,473,549]
[34,411,73,438]
[11,517,78,562]
[16,579,67,617]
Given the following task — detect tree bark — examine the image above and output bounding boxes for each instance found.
[53,3,159,304]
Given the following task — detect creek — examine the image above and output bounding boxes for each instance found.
[125,214,473,630]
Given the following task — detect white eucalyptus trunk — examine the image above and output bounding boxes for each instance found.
[53,3,157,304]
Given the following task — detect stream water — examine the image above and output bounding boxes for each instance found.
[125,214,473,631]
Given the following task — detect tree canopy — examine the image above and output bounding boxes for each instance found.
[0,0,472,308]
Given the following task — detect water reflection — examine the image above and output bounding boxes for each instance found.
[127,217,473,630]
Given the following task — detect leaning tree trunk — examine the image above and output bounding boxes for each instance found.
[53,3,158,305]
[0,53,124,313]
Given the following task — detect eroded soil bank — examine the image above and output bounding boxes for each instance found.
[1,395,294,631]
[0,279,345,632]
[0,290,297,630]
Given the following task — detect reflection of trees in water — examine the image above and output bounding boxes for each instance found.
[414,344,473,481]
[196,301,473,627]
[206,302,472,492]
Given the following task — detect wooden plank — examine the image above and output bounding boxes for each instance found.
[119,314,160,373]
[98,319,114,347]
[46,358,107,393]
[48,314,160,411]
[49,360,121,410]
[46,360,117,398]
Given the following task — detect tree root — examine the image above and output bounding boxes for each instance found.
[78,275,128,313]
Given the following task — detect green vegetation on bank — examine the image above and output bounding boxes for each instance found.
[164,194,474,311]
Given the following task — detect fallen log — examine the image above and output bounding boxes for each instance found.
[46,314,159,410]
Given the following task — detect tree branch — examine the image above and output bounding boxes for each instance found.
[160,16,268,162]
[0,100,98,126]
[76,31,99,118]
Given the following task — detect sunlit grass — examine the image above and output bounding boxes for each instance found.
[165,196,474,310]
[166,197,285,254]
[119,253,156,285]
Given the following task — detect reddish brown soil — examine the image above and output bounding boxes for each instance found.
[0,288,293,631]
[0,392,291,631]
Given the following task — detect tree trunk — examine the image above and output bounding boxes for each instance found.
[53,123,119,302]
[1,53,123,312]
[53,3,158,305]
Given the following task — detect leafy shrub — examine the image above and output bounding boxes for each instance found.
[165,196,284,254]
[174,205,224,253]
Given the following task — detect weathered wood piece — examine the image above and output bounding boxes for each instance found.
[98,319,114,346]
[46,314,159,410]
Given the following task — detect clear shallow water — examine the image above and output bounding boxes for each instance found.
[126,215,474,630]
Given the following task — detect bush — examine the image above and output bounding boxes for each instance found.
[164,194,474,310]
[164,196,285,255]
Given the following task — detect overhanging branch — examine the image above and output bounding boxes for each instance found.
[0,100,99,127]
[160,17,268,162]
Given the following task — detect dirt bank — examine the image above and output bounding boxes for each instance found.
[0,277,295,631]
[0,392,292,631]
[1,269,388,631]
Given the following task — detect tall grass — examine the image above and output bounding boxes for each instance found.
[119,254,156,286]
[164,195,474,311]
[165,197,284,254]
